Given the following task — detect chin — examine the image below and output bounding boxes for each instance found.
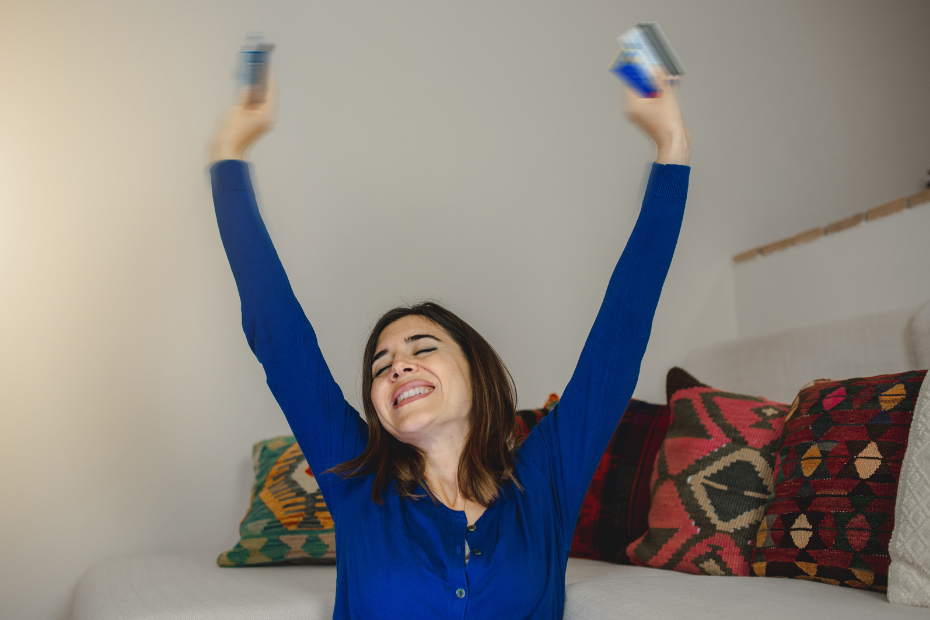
[387,408,437,438]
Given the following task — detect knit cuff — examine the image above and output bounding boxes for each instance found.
[210,160,255,196]
[645,162,690,198]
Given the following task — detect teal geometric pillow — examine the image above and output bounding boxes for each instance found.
[218,436,336,566]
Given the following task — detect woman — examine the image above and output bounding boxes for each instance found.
[208,67,689,619]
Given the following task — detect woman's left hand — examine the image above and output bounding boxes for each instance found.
[624,67,690,166]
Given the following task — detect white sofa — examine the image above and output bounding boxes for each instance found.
[72,301,930,620]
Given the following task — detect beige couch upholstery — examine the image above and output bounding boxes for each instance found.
[72,302,930,619]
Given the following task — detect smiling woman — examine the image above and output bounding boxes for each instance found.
[208,64,690,620]
[331,303,519,512]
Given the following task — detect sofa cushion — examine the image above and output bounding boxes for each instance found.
[683,307,919,404]
[912,299,930,370]
[562,563,928,620]
[73,552,928,620]
[751,370,926,592]
[71,552,654,620]
[218,436,336,566]
[887,372,930,607]
[625,368,790,575]
[74,552,338,620]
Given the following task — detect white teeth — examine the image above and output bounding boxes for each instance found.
[396,386,431,404]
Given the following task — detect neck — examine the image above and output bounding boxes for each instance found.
[423,448,465,508]
[405,417,470,508]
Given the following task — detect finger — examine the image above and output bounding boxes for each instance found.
[235,85,250,108]
[622,80,636,106]
[647,65,667,94]
[654,64,682,93]
[265,68,278,111]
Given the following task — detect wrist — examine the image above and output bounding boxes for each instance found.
[656,130,690,166]
[210,135,246,163]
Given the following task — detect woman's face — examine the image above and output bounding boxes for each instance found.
[370,315,472,448]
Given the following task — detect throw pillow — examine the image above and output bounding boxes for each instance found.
[515,393,560,437]
[888,371,930,607]
[625,367,791,575]
[218,436,336,566]
[750,370,926,592]
[569,399,671,563]
[516,395,671,563]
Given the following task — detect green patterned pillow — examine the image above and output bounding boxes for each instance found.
[218,435,336,566]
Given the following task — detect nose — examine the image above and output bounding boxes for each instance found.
[391,354,417,379]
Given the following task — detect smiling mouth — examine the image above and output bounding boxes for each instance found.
[393,386,434,408]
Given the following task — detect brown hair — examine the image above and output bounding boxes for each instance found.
[328,302,521,505]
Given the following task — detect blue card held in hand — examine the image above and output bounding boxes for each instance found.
[609,23,686,97]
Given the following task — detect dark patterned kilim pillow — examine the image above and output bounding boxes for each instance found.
[750,370,926,591]
[218,436,336,566]
[516,395,671,562]
[625,368,791,575]
[515,393,560,438]
[569,399,671,563]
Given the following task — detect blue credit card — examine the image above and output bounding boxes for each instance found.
[609,23,685,97]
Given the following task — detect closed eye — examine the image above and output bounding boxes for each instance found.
[372,348,437,378]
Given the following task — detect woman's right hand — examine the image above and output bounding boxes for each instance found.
[208,70,278,163]
[623,67,690,166]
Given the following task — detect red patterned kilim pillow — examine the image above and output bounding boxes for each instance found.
[750,370,926,591]
[625,368,791,575]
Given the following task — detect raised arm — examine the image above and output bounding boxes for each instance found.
[520,70,691,544]
[208,72,366,516]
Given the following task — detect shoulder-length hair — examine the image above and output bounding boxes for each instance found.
[328,302,522,505]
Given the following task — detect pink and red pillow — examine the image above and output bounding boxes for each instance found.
[625,368,791,575]
[750,371,926,591]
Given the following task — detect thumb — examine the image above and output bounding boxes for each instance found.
[652,65,679,97]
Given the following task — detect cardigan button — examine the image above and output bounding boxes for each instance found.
[472,549,482,556]
[467,524,477,532]
[456,588,466,599]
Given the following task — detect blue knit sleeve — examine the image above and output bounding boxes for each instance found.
[519,162,690,546]
[209,160,367,515]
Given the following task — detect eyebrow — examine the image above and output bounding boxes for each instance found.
[371,334,442,367]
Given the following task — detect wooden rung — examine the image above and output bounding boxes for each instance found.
[866,197,907,221]
[732,248,760,264]
[824,213,863,235]
[760,237,793,255]
[791,227,824,246]
[909,188,930,208]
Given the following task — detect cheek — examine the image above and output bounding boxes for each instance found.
[454,362,472,401]
[370,382,389,415]
[371,382,386,406]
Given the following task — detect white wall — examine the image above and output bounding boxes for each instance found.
[734,204,930,338]
[1,1,928,618]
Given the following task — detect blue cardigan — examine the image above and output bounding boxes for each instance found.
[210,160,689,619]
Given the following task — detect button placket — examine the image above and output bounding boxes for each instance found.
[465,523,483,561]
[450,514,468,603]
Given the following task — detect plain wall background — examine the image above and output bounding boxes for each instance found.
[1,1,929,618]
[734,204,930,338]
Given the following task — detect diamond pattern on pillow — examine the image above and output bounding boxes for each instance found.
[750,370,926,592]
[218,436,336,566]
[625,368,790,575]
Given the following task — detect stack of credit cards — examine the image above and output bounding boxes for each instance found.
[238,33,275,104]
[609,23,685,97]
